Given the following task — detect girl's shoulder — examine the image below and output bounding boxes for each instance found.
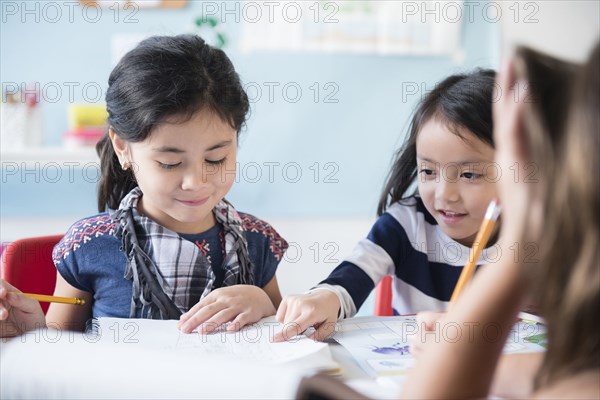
[52,212,119,265]
[237,212,288,262]
[60,212,117,240]
[238,212,282,240]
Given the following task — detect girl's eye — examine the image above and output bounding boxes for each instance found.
[205,158,227,166]
[461,172,482,181]
[419,169,435,176]
[157,162,181,170]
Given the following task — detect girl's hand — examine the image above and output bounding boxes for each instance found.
[272,290,340,342]
[177,285,276,334]
[409,311,446,358]
[0,279,46,337]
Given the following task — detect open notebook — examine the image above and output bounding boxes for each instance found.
[0,316,337,399]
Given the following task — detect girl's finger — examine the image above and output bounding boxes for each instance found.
[179,302,223,333]
[226,312,252,332]
[272,314,310,342]
[6,292,41,313]
[200,308,238,334]
[275,298,288,323]
[178,296,217,327]
[282,304,304,327]
[283,313,316,338]
[308,319,336,342]
[0,305,8,320]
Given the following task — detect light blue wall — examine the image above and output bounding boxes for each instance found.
[1,1,499,219]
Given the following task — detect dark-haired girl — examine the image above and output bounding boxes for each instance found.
[0,35,287,336]
[275,70,499,341]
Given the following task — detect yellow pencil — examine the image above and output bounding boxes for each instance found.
[450,200,501,304]
[22,293,86,305]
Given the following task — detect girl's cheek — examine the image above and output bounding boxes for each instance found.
[223,156,237,186]
[215,164,236,189]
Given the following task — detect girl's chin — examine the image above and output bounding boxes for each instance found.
[173,212,216,229]
[441,228,477,247]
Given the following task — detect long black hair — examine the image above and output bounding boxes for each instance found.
[377,69,496,215]
[96,34,250,212]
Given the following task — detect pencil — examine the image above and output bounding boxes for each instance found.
[22,293,86,305]
[449,200,501,304]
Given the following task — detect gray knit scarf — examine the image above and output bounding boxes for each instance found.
[110,187,254,319]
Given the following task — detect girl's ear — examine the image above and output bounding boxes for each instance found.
[109,128,131,169]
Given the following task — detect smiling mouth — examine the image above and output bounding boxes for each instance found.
[439,210,467,217]
[177,198,209,206]
[437,210,469,224]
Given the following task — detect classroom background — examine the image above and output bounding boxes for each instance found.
[1,1,598,315]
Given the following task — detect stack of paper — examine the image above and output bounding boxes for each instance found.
[94,315,338,372]
[0,316,337,399]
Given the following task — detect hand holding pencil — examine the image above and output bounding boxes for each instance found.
[0,279,47,338]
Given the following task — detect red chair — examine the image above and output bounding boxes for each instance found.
[1,235,63,314]
[374,275,394,316]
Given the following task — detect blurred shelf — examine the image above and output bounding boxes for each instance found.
[0,147,99,165]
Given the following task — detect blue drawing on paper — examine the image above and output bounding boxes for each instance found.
[370,343,410,355]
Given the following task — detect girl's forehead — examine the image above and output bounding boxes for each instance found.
[416,119,494,161]
[421,118,491,144]
[142,111,236,147]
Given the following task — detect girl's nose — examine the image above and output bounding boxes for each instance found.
[181,164,207,191]
[181,173,201,191]
[436,178,460,203]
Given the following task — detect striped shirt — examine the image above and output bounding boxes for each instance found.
[316,196,500,317]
